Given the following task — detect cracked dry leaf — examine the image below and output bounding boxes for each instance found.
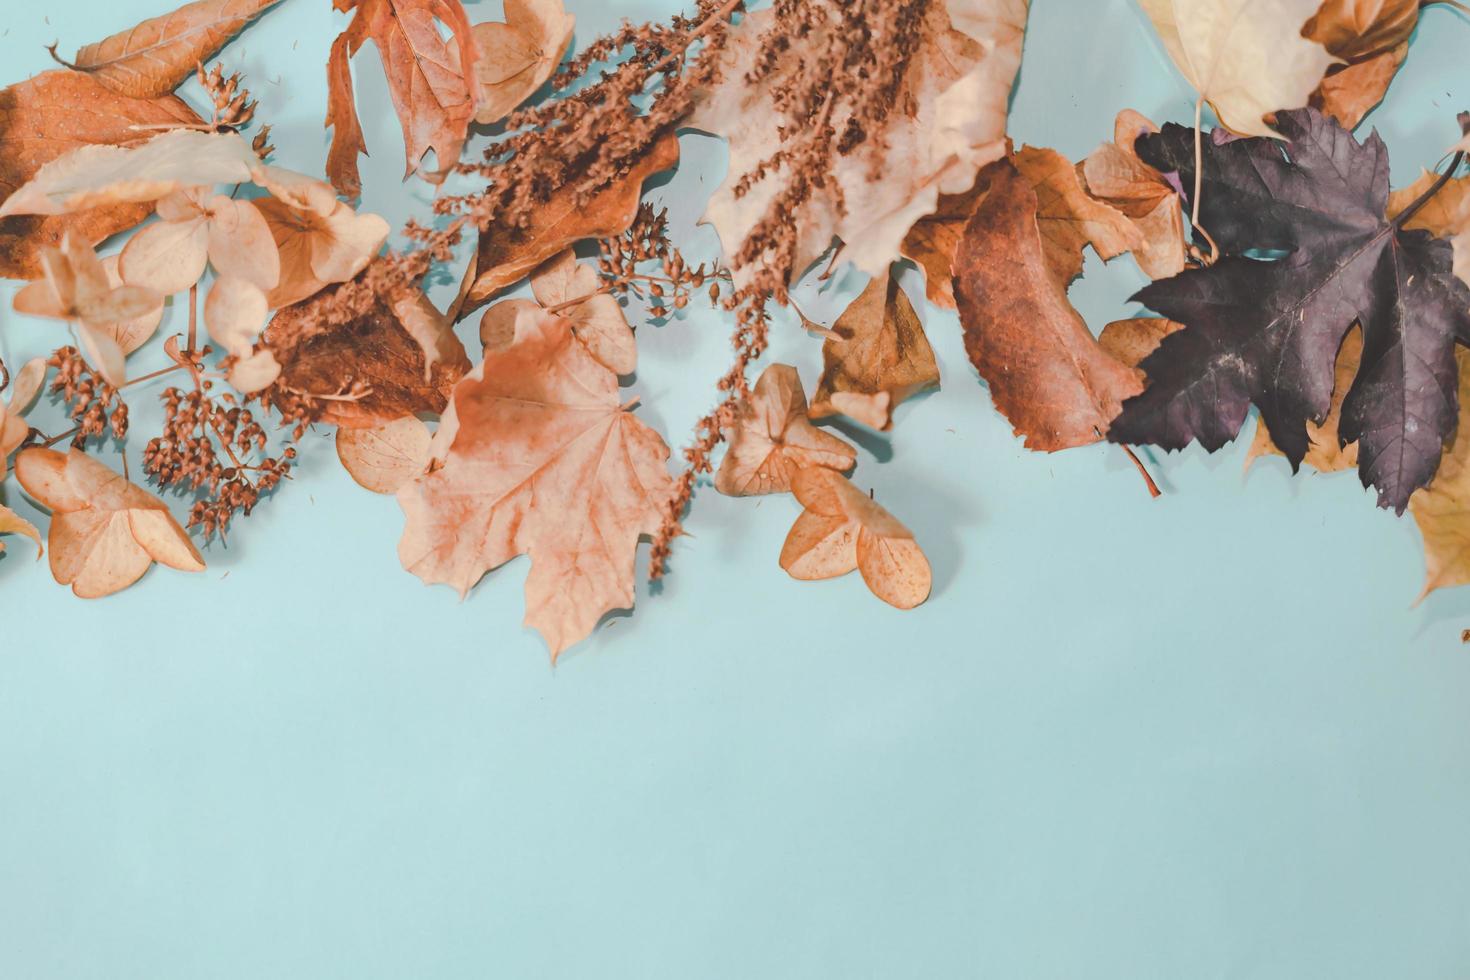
[14,447,204,598]
[1081,110,1186,281]
[0,70,202,279]
[688,0,1028,286]
[0,504,42,560]
[473,0,575,125]
[337,415,432,494]
[1245,327,1363,474]
[779,467,931,610]
[262,283,470,428]
[953,156,1144,451]
[1411,350,1470,600]
[325,0,481,197]
[808,272,939,432]
[529,250,635,375]
[1139,0,1336,137]
[397,309,674,659]
[715,363,856,497]
[1304,0,1420,129]
[462,132,680,310]
[60,0,282,99]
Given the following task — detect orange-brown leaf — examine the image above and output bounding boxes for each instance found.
[1303,0,1420,129]
[0,70,202,279]
[65,0,282,99]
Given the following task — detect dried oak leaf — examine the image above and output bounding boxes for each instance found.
[59,0,282,99]
[715,363,856,497]
[0,70,202,279]
[1080,110,1186,281]
[0,504,42,559]
[1304,0,1420,129]
[337,415,432,494]
[326,0,481,197]
[1111,108,1470,513]
[687,0,1028,285]
[779,467,931,611]
[14,447,204,597]
[1245,327,1363,474]
[473,0,575,126]
[1139,0,1335,137]
[461,132,680,311]
[808,272,939,431]
[953,154,1144,451]
[397,309,674,659]
[1411,349,1470,599]
[262,283,469,428]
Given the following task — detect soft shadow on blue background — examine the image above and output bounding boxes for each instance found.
[3,1,1470,977]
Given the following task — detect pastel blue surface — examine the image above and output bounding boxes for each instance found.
[4,1,1470,976]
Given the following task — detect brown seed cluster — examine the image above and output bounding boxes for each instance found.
[143,386,296,539]
[598,204,720,316]
[197,62,257,131]
[47,346,128,448]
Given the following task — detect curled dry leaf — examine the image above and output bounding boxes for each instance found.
[0,70,202,279]
[337,415,432,494]
[473,0,575,125]
[1304,0,1420,129]
[60,0,283,99]
[461,132,680,310]
[397,310,674,659]
[1411,349,1470,600]
[688,0,1028,285]
[1139,0,1335,137]
[779,467,931,610]
[953,155,1143,451]
[1080,110,1186,281]
[0,504,42,559]
[808,272,939,431]
[261,282,470,428]
[119,186,279,295]
[714,363,856,497]
[528,250,634,375]
[254,193,390,309]
[325,0,481,197]
[14,447,204,598]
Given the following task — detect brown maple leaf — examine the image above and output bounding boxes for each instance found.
[397,309,674,659]
[14,447,204,598]
[779,467,931,610]
[808,271,939,431]
[326,0,481,197]
[459,132,680,311]
[261,283,470,428]
[1304,0,1421,130]
[714,363,855,497]
[55,0,282,99]
[473,0,575,126]
[953,154,1144,451]
[0,70,202,279]
[0,357,46,482]
[1080,110,1186,281]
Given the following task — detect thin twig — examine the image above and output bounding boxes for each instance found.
[1393,150,1466,228]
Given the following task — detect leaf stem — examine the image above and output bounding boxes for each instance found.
[1393,150,1466,229]
[119,363,185,390]
[187,283,199,353]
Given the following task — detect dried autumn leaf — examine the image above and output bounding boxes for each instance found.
[1245,327,1363,474]
[253,193,389,309]
[1411,349,1470,600]
[1304,0,1420,129]
[261,282,470,428]
[397,310,674,659]
[59,0,282,99]
[14,447,204,597]
[779,467,931,610]
[0,70,202,279]
[1012,145,1142,288]
[100,255,164,354]
[715,363,856,497]
[1139,0,1336,137]
[337,415,431,494]
[808,272,939,431]
[1080,110,1186,281]
[462,133,680,310]
[0,503,42,559]
[529,250,635,375]
[899,175,988,310]
[688,0,1028,285]
[953,156,1144,451]
[325,0,481,197]
[1390,167,1470,291]
[473,0,575,125]
[1096,317,1184,369]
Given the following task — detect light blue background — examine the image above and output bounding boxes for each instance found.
[4,1,1470,976]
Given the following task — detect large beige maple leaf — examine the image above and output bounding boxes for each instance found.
[687,0,1028,285]
[397,307,674,659]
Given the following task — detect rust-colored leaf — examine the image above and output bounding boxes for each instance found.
[809,271,939,431]
[62,0,282,99]
[1303,0,1420,129]
[0,70,202,279]
[461,132,680,310]
[0,503,42,559]
[715,363,855,496]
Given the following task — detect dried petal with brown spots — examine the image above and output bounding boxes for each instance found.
[337,415,432,494]
[473,0,575,125]
[953,157,1143,451]
[14,447,204,597]
[715,363,855,497]
[808,272,939,431]
[779,467,931,610]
